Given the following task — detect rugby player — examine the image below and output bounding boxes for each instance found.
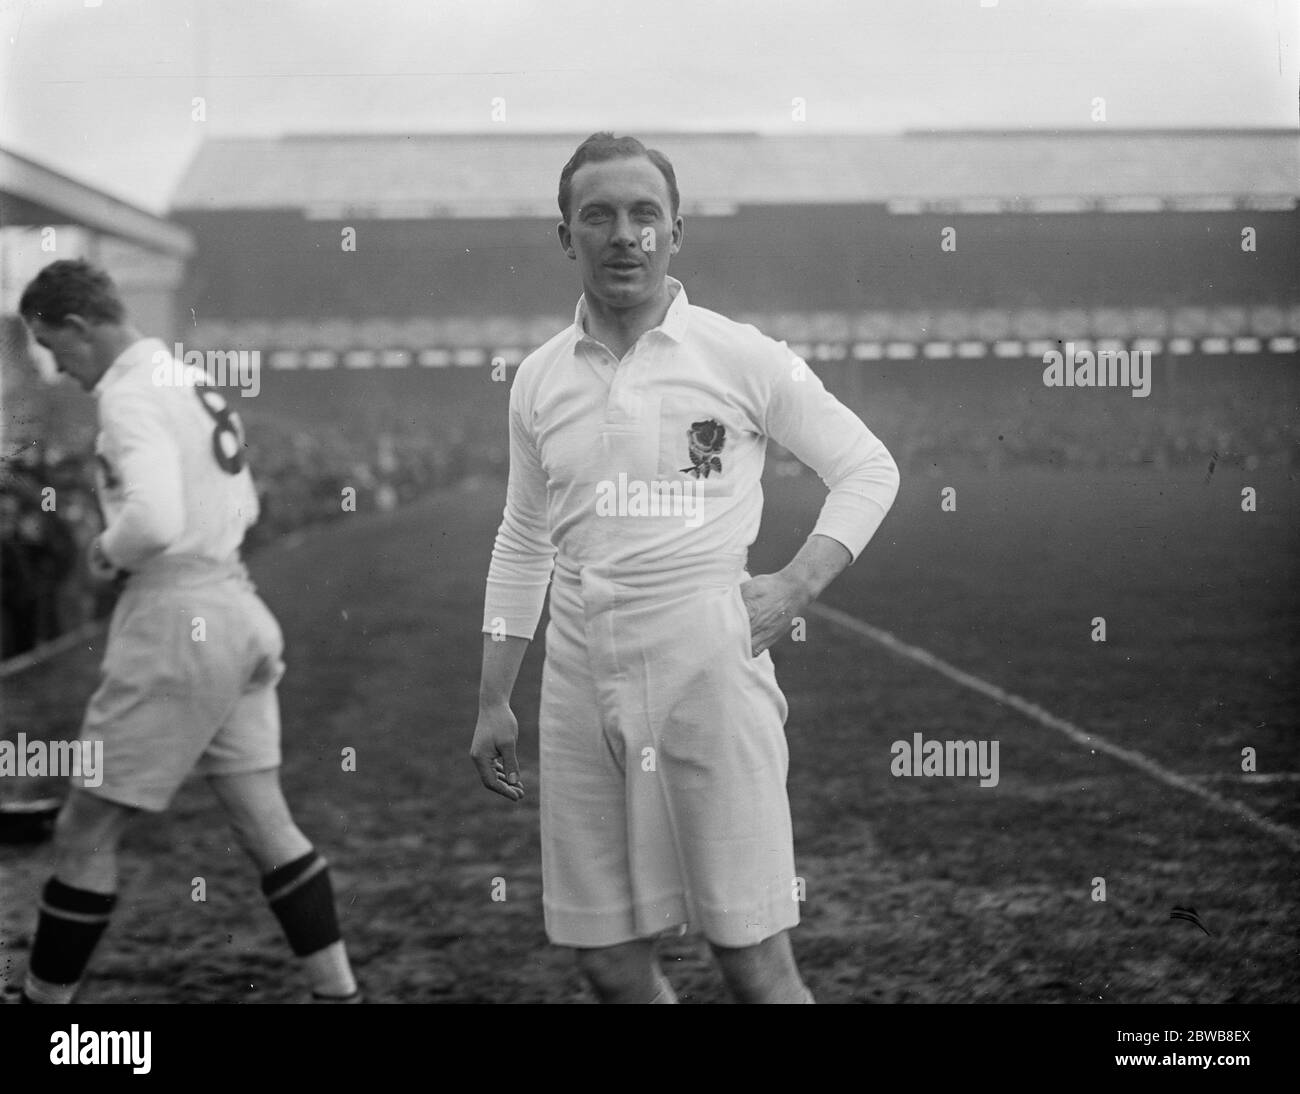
[470,133,900,1003]
[14,260,359,1004]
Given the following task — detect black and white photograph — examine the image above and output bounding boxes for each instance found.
[0,0,1295,1067]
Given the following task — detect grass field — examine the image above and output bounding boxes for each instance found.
[1,456,1296,1003]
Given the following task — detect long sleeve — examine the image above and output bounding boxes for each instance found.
[98,385,185,569]
[481,381,557,638]
[762,352,900,562]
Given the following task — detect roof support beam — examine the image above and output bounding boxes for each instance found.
[0,148,194,258]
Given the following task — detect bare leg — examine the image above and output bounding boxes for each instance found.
[574,939,678,1003]
[208,768,356,999]
[51,788,136,891]
[710,930,811,1003]
[206,768,311,872]
[22,790,136,1002]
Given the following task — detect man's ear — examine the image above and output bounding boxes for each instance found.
[670,215,684,255]
[62,314,93,339]
[557,221,576,259]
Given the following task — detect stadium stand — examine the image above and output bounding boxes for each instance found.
[2,129,1296,656]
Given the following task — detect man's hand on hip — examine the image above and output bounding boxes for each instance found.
[739,572,813,657]
[470,701,525,802]
[740,533,854,656]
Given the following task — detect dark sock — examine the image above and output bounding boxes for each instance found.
[26,877,118,1000]
[261,850,342,956]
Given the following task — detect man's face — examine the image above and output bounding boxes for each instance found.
[27,316,100,391]
[559,156,683,312]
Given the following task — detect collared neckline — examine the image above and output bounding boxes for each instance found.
[93,337,167,398]
[572,275,690,356]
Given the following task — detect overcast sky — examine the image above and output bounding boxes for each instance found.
[1,0,1296,213]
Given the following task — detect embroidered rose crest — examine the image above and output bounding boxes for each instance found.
[680,419,726,478]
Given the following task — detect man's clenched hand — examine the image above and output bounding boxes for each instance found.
[470,701,525,802]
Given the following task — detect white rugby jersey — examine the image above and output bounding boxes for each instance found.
[483,278,900,638]
[93,338,259,572]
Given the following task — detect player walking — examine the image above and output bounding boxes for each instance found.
[470,134,900,1003]
[14,260,359,1004]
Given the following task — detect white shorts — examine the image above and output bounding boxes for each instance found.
[78,555,284,812]
[539,554,799,949]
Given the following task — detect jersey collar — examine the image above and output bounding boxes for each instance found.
[572,275,690,354]
[93,337,167,398]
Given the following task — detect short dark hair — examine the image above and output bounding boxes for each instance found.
[19,259,125,327]
[557,132,680,223]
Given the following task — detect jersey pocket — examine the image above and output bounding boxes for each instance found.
[656,398,737,497]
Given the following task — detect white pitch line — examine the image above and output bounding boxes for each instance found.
[809,602,1300,855]
[1195,772,1300,784]
[0,619,107,680]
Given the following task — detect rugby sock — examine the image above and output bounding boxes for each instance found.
[261,849,356,998]
[23,877,117,1003]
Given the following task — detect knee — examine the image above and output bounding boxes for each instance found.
[719,966,784,1003]
[712,950,767,1002]
[52,798,124,863]
[574,945,653,1001]
[234,813,311,876]
[208,774,304,864]
[712,935,805,1004]
[574,946,625,987]
[231,813,308,873]
[52,807,89,858]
